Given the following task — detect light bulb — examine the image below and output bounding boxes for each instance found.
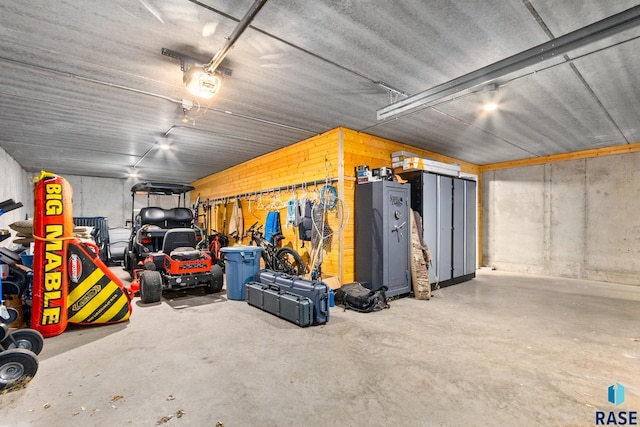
[183,67,222,99]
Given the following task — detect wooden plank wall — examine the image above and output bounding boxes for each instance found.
[340,128,480,283]
[191,126,481,286]
[191,129,343,281]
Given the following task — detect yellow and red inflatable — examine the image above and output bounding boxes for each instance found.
[31,172,131,337]
[65,240,131,325]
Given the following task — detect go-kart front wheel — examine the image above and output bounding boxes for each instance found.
[139,270,163,304]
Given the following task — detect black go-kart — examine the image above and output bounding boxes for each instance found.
[124,183,223,304]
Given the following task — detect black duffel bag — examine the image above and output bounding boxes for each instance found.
[335,282,390,313]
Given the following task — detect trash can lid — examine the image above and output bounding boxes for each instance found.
[220,246,262,253]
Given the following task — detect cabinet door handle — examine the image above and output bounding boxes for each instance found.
[392,221,406,232]
[392,221,406,240]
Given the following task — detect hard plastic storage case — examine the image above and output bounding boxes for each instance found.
[254,269,329,325]
[246,281,314,327]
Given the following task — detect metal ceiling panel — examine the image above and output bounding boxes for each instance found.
[570,41,640,144]
[0,0,638,182]
[249,0,551,92]
[433,63,630,158]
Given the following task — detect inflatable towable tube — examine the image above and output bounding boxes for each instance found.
[32,171,75,337]
[32,172,132,338]
[65,240,131,325]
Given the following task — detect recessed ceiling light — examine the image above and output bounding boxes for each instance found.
[483,103,498,112]
[157,136,171,150]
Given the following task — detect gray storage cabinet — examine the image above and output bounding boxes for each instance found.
[402,171,476,288]
[355,180,411,298]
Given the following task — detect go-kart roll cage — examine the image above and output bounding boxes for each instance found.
[130,182,195,225]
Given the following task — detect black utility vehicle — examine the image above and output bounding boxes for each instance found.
[124,182,222,303]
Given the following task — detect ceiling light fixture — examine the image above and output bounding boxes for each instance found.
[157,135,174,150]
[483,103,498,112]
[183,66,222,99]
[133,128,177,169]
[482,83,499,112]
[180,0,267,99]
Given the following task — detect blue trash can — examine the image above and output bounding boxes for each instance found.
[221,246,263,300]
[20,253,34,268]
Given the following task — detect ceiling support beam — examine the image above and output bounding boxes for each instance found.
[522,0,629,144]
[377,5,640,120]
[204,0,268,74]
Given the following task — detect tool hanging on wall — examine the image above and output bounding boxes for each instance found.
[207,200,212,236]
[222,199,228,237]
[199,178,339,210]
[307,156,334,280]
[212,201,220,233]
[228,197,244,241]
[201,200,209,237]
[193,194,202,229]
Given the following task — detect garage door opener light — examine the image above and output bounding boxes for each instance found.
[183,67,222,99]
[181,0,267,99]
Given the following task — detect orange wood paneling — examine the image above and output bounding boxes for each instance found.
[192,127,480,285]
[339,128,479,282]
[192,129,343,280]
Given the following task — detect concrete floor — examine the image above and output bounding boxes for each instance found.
[0,269,638,427]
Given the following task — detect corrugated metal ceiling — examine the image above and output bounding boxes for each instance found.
[0,0,638,182]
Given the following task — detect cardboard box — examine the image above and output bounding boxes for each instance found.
[322,275,341,290]
[391,150,420,163]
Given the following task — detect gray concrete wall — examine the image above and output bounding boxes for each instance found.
[482,151,640,285]
[65,175,133,227]
[0,148,134,246]
[1,145,191,256]
[64,176,191,227]
[0,147,34,247]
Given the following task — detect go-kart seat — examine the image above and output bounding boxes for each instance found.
[166,207,193,228]
[162,228,202,261]
[139,207,167,227]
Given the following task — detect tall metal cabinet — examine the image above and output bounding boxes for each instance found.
[402,172,476,288]
[355,180,411,298]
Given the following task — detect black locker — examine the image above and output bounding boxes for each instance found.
[355,180,411,298]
